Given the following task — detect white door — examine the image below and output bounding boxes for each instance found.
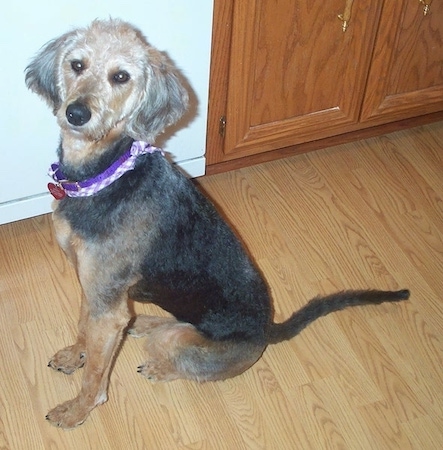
[0,0,213,224]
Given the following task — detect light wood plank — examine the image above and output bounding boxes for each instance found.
[1,121,442,448]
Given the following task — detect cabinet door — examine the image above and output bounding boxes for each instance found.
[207,0,382,164]
[361,0,443,124]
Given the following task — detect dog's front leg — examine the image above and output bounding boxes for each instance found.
[48,296,89,374]
[48,214,88,373]
[46,300,129,429]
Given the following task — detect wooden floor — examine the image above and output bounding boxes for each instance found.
[1,122,442,449]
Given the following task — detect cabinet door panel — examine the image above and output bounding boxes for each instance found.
[361,0,443,124]
[209,0,382,162]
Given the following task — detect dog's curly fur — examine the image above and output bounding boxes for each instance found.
[25,18,409,429]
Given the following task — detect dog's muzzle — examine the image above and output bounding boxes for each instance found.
[66,102,92,126]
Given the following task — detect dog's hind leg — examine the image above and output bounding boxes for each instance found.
[128,314,177,338]
[134,316,264,382]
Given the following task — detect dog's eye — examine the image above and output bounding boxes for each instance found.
[112,71,130,84]
[71,60,85,73]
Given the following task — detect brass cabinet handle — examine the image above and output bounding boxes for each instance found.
[338,0,431,33]
[338,0,354,32]
[419,0,431,15]
[219,116,226,137]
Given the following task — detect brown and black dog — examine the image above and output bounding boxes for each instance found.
[25,19,409,428]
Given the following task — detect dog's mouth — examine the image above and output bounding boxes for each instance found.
[60,101,126,143]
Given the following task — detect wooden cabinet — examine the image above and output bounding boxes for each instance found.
[361,0,443,124]
[206,0,443,171]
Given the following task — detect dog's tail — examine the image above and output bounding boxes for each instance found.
[267,289,410,344]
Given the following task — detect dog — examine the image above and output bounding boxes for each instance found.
[25,18,409,429]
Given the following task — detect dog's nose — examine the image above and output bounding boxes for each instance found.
[66,102,92,126]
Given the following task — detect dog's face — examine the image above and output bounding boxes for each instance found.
[25,19,188,146]
[56,23,151,142]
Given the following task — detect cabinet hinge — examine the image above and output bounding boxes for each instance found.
[219,116,226,137]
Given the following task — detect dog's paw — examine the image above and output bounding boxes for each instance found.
[137,359,180,382]
[45,397,92,429]
[48,345,86,374]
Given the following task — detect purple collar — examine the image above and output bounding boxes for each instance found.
[48,141,163,199]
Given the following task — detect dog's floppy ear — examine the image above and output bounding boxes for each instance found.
[25,31,76,113]
[127,51,189,142]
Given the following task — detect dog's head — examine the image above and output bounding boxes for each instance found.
[25,19,189,144]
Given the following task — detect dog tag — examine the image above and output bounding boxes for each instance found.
[48,182,66,200]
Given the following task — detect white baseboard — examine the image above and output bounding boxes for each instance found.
[174,155,206,178]
[0,156,206,225]
[0,194,53,225]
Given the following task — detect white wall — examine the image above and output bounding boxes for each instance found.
[0,1,213,224]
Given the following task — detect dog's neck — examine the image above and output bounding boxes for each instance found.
[50,140,163,198]
[58,121,133,180]
[58,132,135,182]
